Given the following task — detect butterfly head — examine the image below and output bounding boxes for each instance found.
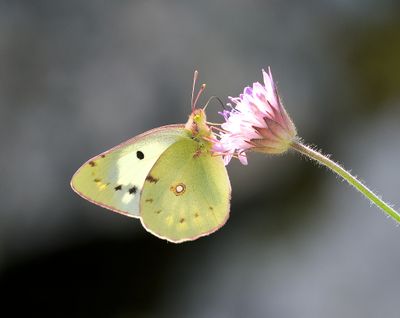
[185,108,211,139]
[184,70,212,138]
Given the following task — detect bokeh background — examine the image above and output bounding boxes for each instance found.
[1,1,400,317]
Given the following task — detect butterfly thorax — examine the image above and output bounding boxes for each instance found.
[184,109,213,154]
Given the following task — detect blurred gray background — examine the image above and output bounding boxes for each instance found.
[1,1,400,317]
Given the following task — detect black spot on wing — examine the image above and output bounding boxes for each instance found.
[128,186,137,194]
[89,161,96,167]
[101,154,106,158]
[114,185,122,191]
[94,178,102,182]
[145,175,159,184]
[136,151,144,160]
[145,198,153,203]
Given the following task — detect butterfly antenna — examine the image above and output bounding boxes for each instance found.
[193,83,206,110]
[203,96,225,112]
[191,70,199,111]
[191,70,207,110]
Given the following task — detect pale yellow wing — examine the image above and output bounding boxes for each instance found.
[71,125,189,218]
[140,138,231,242]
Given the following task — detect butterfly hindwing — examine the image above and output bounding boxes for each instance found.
[139,138,231,242]
[71,125,189,218]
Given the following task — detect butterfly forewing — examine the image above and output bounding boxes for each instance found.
[71,125,188,217]
[139,138,231,242]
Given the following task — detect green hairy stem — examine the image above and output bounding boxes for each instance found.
[290,140,400,223]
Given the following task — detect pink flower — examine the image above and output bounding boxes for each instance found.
[213,68,297,165]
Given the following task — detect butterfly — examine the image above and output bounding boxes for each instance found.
[71,72,231,243]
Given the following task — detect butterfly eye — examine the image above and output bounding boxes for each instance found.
[136,151,144,160]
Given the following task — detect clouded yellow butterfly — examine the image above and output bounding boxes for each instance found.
[71,72,231,243]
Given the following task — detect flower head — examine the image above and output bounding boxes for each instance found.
[213,68,297,165]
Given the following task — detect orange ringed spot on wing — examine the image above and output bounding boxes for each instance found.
[170,183,186,196]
